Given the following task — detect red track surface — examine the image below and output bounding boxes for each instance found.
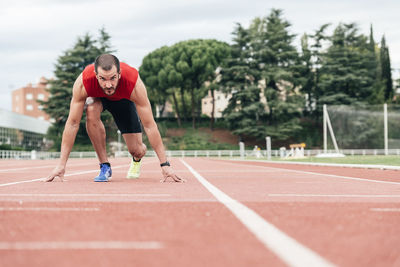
[1,157,399,266]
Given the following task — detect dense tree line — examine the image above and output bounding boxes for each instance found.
[41,10,395,149]
[140,9,394,145]
[218,9,394,144]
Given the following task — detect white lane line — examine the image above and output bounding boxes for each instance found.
[0,164,131,187]
[370,208,400,212]
[0,165,57,172]
[0,193,170,197]
[181,159,335,267]
[0,241,163,250]
[242,159,400,171]
[195,170,277,173]
[0,162,101,173]
[0,207,100,211]
[268,194,400,198]
[215,160,400,185]
[0,178,45,187]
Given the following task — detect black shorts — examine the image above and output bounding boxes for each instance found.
[100,98,142,134]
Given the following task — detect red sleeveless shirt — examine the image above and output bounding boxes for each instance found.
[82,62,139,101]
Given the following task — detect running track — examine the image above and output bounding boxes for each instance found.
[0,157,399,267]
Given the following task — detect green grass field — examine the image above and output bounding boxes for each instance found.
[264,155,400,166]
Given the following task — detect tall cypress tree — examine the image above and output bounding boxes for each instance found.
[40,28,114,150]
[367,25,385,104]
[380,36,394,101]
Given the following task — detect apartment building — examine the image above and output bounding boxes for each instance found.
[202,90,231,118]
[12,77,50,121]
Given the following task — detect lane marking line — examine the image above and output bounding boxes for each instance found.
[0,165,59,172]
[181,159,335,267]
[241,159,400,171]
[0,162,105,173]
[370,208,400,212]
[268,194,400,198]
[0,158,159,173]
[0,207,100,211]
[0,162,151,187]
[0,178,45,187]
[214,160,400,185]
[0,193,170,197]
[0,241,163,250]
[0,199,217,203]
[191,170,277,173]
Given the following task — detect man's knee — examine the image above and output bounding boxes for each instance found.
[128,143,147,158]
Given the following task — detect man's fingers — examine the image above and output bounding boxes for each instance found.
[44,175,55,182]
[173,175,185,183]
[160,175,168,183]
[44,174,65,182]
[160,174,185,183]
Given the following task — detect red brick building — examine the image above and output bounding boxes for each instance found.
[12,77,50,121]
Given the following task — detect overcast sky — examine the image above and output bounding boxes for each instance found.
[1,0,399,111]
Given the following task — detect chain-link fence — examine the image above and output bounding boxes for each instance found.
[326,104,400,149]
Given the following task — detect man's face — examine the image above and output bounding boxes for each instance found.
[95,65,121,96]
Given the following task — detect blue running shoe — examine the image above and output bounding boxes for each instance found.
[94,163,112,182]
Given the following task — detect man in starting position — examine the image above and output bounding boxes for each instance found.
[46,54,184,183]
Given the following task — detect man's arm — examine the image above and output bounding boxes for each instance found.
[131,76,185,183]
[45,74,87,182]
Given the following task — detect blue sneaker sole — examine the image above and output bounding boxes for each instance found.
[94,177,111,182]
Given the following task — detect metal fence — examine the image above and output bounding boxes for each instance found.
[0,150,97,160]
[1,149,400,160]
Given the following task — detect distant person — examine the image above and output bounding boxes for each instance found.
[46,54,184,183]
[252,145,261,158]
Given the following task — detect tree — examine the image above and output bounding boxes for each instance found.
[298,33,313,114]
[380,35,394,101]
[220,23,264,140]
[365,25,384,104]
[319,23,375,105]
[257,9,304,140]
[140,39,230,128]
[139,46,174,120]
[40,28,114,150]
[221,9,304,141]
[171,40,230,128]
[302,23,330,118]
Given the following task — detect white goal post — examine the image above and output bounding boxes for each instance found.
[318,104,345,158]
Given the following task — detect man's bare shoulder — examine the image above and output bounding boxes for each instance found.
[75,73,84,87]
[73,73,87,99]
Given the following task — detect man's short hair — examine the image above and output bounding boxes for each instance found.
[94,54,120,73]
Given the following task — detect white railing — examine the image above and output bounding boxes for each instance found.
[1,149,400,160]
[0,150,97,160]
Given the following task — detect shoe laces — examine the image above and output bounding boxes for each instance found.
[99,164,110,175]
[130,161,140,172]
